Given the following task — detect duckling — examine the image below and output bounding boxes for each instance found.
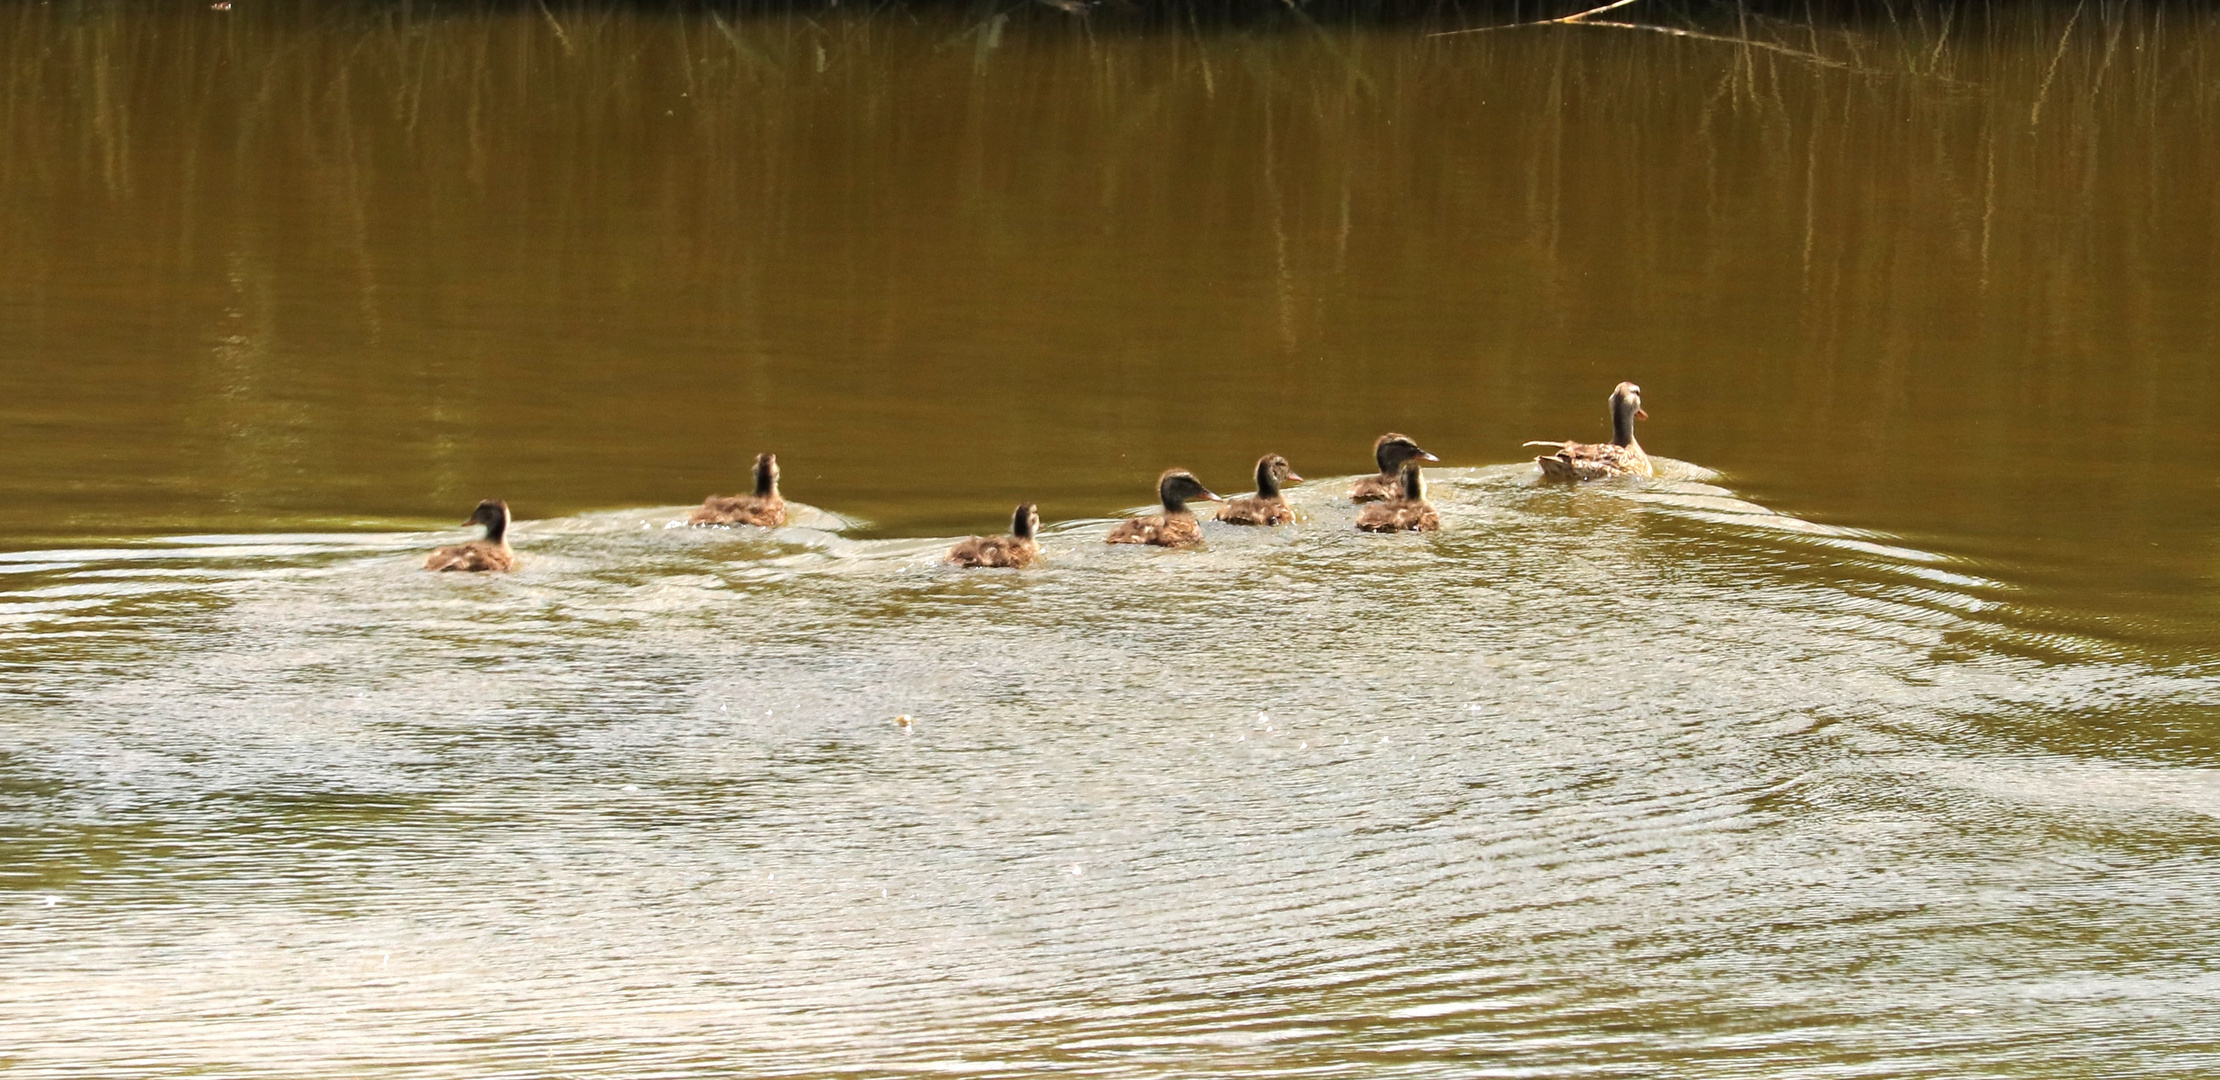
[1217,454,1303,525]
[1350,434,1439,502]
[947,502,1042,568]
[1525,382,1654,481]
[1106,469,1221,548]
[690,452,788,526]
[424,499,516,572]
[1355,461,1440,532]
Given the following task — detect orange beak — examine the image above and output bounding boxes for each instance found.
[1285,472,1304,483]
[1635,408,1649,421]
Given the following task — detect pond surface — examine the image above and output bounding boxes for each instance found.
[2,3,2217,1075]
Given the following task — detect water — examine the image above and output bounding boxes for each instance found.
[3,3,2218,1075]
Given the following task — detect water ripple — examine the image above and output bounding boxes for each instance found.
[2,471,2216,1076]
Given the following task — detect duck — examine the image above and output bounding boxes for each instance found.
[1217,454,1303,525]
[1355,461,1440,532]
[424,499,517,572]
[1106,469,1221,548]
[947,503,1042,568]
[1350,434,1439,502]
[690,452,788,526]
[1525,382,1654,480]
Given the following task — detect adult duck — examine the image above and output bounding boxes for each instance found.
[424,499,517,572]
[1526,382,1654,481]
[1217,454,1302,526]
[1106,469,1220,548]
[1351,434,1438,502]
[948,503,1042,568]
[1355,461,1440,533]
[690,452,788,526]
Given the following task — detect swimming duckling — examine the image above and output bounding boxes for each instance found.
[947,503,1042,568]
[690,452,788,526]
[1217,454,1303,526]
[1106,469,1221,548]
[1350,434,1439,502]
[424,499,516,572]
[1355,461,1440,532]
[1525,382,1654,481]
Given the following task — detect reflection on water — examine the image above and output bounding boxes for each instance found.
[3,2,2219,1076]
[2,1,2217,652]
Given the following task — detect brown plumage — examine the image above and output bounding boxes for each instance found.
[690,452,788,526]
[424,499,517,572]
[948,503,1042,568]
[1356,462,1440,532]
[1106,469,1221,548]
[1526,382,1655,481]
[1350,434,1439,502]
[1217,454,1303,526]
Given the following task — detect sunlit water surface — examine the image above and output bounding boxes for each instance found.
[3,2,2219,1076]
[6,469,2217,1075]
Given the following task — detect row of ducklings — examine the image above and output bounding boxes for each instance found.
[427,381,1652,573]
[951,438,1424,568]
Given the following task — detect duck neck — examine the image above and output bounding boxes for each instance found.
[1010,508,1035,541]
[1611,403,1637,448]
[1161,493,1188,515]
[753,464,777,498]
[484,514,508,544]
[1255,462,1280,499]
[1399,466,1424,502]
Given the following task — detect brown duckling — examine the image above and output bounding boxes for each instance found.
[947,503,1042,568]
[1350,434,1439,502]
[690,452,788,526]
[1525,382,1654,481]
[1355,461,1440,532]
[424,499,517,572]
[1106,469,1221,548]
[1217,454,1303,526]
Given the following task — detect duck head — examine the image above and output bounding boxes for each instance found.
[1397,460,1427,502]
[1610,383,1647,447]
[752,452,780,497]
[1009,502,1040,541]
[464,499,510,542]
[1374,433,1439,474]
[1253,454,1302,498]
[1157,469,1222,514]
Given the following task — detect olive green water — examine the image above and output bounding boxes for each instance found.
[3,3,2218,1076]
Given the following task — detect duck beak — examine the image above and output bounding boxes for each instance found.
[1198,488,1223,502]
[460,516,477,526]
[1284,472,1304,483]
[1419,451,1440,462]
[1635,408,1649,421]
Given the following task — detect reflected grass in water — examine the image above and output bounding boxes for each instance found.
[3,1,2216,659]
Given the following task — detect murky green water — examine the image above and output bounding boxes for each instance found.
[3,3,2218,1075]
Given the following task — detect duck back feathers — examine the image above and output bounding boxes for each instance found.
[1108,469,1219,547]
[692,452,788,526]
[425,499,517,572]
[1351,434,1438,502]
[1355,463,1439,532]
[949,503,1042,568]
[1218,454,1301,526]
[1526,383,1654,481]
